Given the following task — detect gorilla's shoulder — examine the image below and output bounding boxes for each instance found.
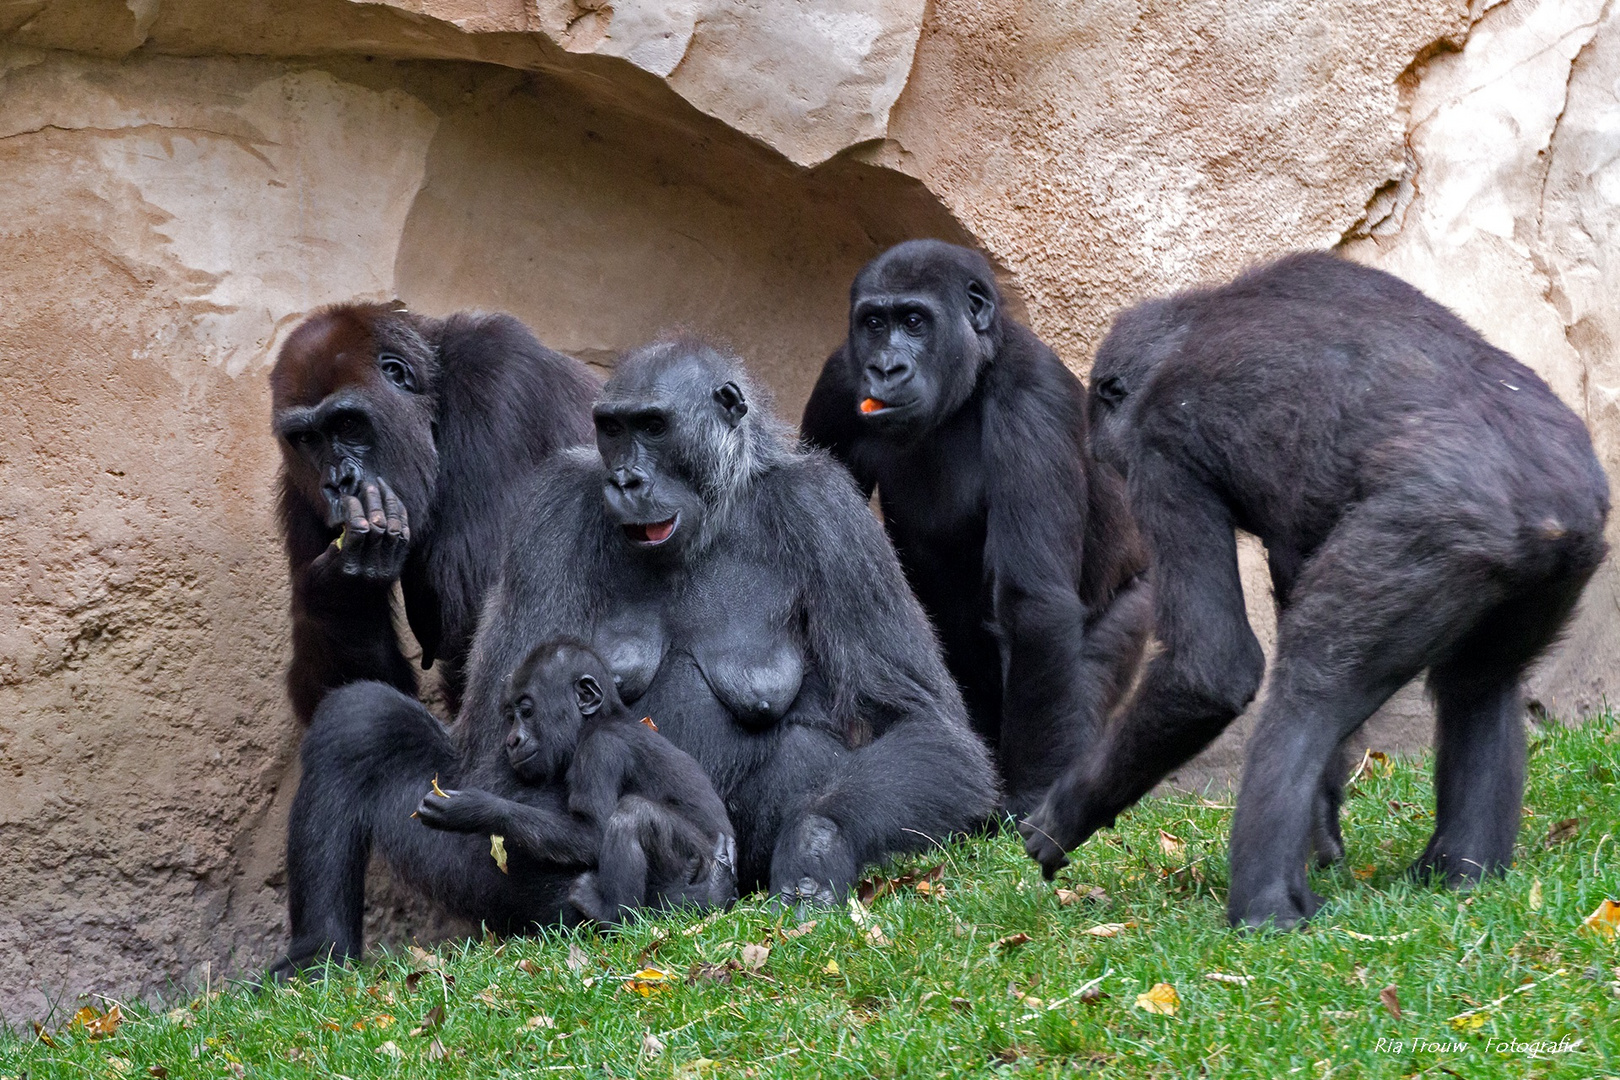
[509,448,605,539]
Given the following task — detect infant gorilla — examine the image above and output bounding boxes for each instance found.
[418,640,737,925]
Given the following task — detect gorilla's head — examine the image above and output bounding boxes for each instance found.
[1087,297,1189,477]
[502,639,621,782]
[270,303,441,531]
[593,339,791,558]
[842,240,1005,441]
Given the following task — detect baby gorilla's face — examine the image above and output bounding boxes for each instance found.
[501,676,582,783]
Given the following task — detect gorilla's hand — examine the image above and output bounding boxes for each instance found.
[771,814,857,908]
[1016,806,1073,880]
[415,787,497,833]
[314,477,411,584]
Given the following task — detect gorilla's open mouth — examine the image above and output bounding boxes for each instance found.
[625,515,679,546]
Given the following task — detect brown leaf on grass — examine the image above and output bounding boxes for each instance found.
[523,1014,555,1030]
[1379,985,1402,1020]
[778,920,817,940]
[993,932,1032,951]
[1134,983,1180,1015]
[1352,749,1392,781]
[148,1066,169,1078]
[409,1004,445,1036]
[517,958,540,975]
[1079,986,1110,1005]
[865,925,889,946]
[687,961,738,985]
[856,864,943,905]
[1158,830,1186,859]
[1580,898,1620,940]
[1057,884,1111,907]
[1544,817,1582,848]
[473,985,501,1008]
[69,1004,122,1039]
[31,1021,58,1048]
[1352,864,1377,881]
[427,1038,451,1061]
[642,1031,666,1058]
[740,944,771,972]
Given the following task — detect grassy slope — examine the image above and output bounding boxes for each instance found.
[5,715,1618,1080]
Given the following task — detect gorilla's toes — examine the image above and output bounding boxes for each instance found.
[1228,883,1323,932]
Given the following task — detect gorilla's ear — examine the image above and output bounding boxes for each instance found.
[966,279,996,334]
[713,381,749,426]
[1094,375,1128,408]
[575,675,604,716]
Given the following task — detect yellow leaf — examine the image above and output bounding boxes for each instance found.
[490,834,509,874]
[1529,879,1543,911]
[430,774,448,798]
[1352,749,1393,781]
[625,968,673,996]
[1352,864,1377,881]
[1581,898,1620,940]
[823,959,841,975]
[523,1015,555,1030]
[1447,1011,1487,1032]
[105,1056,130,1075]
[1134,983,1180,1015]
[1158,830,1186,859]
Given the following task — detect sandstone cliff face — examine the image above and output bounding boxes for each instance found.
[1,0,1612,1020]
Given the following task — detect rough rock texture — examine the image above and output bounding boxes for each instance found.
[2,0,1614,1020]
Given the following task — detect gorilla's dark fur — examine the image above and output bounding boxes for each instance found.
[804,240,1150,815]
[1021,252,1609,929]
[270,304,598,722]
[272,339,996,974]
[418,639,737,926]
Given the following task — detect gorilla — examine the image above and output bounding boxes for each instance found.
[1019,252,1609,929]
[418,639,737,926]
[803,240,1150,816]
[270,303,598,722]
[271,339,995,974]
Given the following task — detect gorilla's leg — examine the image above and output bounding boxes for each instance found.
[1413,574,1589,883]
[1021,481,1264,874]
[997,577,1153,818]
[1309,741,1351,868]
[273,682,459,977]
[1227,499,1495,929]
[585,797,656,925]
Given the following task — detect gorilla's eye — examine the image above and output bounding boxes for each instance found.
[902,313,925,332]
[863,315,884,333]
[642,416,667,438]
[516,696,534,719]
[1095,376,1128,408]
[289,430,319,447]
[378,354,418,393]
[596,417,625,438]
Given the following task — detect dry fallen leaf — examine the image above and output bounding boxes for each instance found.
[1379,985,1401,1020]
[517,958,540,975]
[523,1014,555,1030]
[148,1065,169,1078]
[1083,922,1133,937]
[409,1004,445,1036]
[566,942,590,972]
[1134,983,1180,1015]
[106,1057,131,1075]
[408,945,444,970]
[779,920,817,940]
[473,985,501,1008]
[740,944,770,972]
[376,1040,402,1058]
[640,715,658,732]
[642,1031,666,1057]
[1529,879,1544,911]
[1544,817,1582,848]
[1352,864,1377,881]
[847,896,870,925]
[1581,898,1620,940]
[1158,830,1186,859]
[688,961,739,985]
[427,1038,451,1061]
[625,968,674,996]
[490,834,509,874]
[1204,972,1251,985]
[31,1022,58,1048]
[865,925,889,946]
[1352,749,1392,781]
[994,932,1032,950]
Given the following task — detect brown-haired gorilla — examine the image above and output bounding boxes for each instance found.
[271,339,996,976]
[1020,252,1609,930]
[802,240,1151,816]
[270,304,599,722]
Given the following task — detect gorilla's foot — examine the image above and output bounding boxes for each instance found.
[771,815,856,909]
[1405,839,1502,888]
[1227,880,1324,932]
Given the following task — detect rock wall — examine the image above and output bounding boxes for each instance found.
[2,0,1614,1020]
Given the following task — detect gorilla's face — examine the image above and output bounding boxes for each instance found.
[846,273,994,441]
[272,308,440,530]
[593,399,710,558]
[501,647,606,782]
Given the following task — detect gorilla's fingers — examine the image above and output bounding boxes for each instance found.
[343,495,370,534]
[362,482,388,529]
[379,478,407,538]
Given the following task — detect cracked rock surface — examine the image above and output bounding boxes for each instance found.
[3,0,1616,1019]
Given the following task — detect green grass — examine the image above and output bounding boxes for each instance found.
[7,715,1620,1080]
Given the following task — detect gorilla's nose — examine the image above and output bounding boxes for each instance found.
[609,466,647,492]
[868,356,913,385]
[326,458,365,497]
[506,727,526,750]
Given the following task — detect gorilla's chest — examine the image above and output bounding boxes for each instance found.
[591,556,805,731]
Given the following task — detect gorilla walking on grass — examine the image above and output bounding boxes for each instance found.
[273,339,996,973]
[803,240,1150,816]
[1020,252,1609,929]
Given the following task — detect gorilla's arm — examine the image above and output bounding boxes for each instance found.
[282,488,417,724]
[801,349,878,498]
[775,458,998,895]
[979,353,1111,806]
[416,787,600,864]
[1021,449,1264,874]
